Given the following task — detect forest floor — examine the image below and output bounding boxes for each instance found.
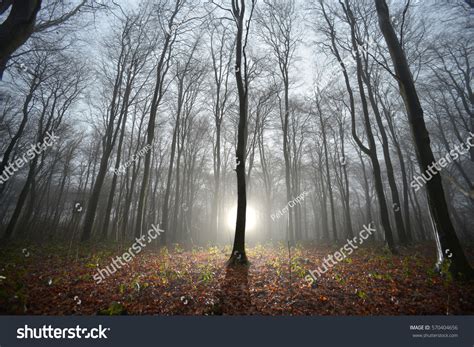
[0,242,473,315]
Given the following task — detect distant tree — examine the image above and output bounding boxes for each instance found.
[135,0,186,241]
[81,13,150,242]
[256,0,300,243]
[2,50,84,240]
[207,21,234,243]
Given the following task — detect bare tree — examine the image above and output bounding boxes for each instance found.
[0,0,104,78]
[225,0,256,265]
[256,0,299,243]
[374,0,473,278]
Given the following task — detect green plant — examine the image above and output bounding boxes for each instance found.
[334,273,345,285]
[98,301,127,315]
[173,243,184,254]
[440,259,453,284]
[356,289,367,300]
[198,264,215,283]
[290,258,307,279]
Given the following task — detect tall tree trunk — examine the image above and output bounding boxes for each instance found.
[101,70,134,240]
[380,101,413,242]
[81,45,127,242]
[228,0,253,266]
[319,167,329,241]
[342,0,396,252]
[50,160,70,236]
[320,1,394,250]
[375,0,473,277]
[2,156,38,240]
[172,145,183,243]
[317,105,338,242]
[134,2,179,240]
[282,94,294,244]
[81,152,110,241]
[364,75,408,245]
[339,121,354,239]
[161,119,179,243]
[213,122,222,243]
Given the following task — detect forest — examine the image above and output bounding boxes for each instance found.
[0,0,473,316]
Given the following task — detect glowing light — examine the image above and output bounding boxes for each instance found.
[226,205,258,232]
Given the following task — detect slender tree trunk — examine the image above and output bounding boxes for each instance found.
[81,152,110,241]
[134,3,179,240]
[101,74,133,240]
[161,120,179,242]
[228,0,252,266]
[2,156,38,240]
[172,145,183,243]
[339,122,353,239]
[0,76,38,196]
[319,171,329,241]
[364,76,407,244]
[282,95,294,244]
[320,1,394,250]
[213,122,222,243]
[318,106,338,242]
[341,0,396,252]
[381,103,413,242]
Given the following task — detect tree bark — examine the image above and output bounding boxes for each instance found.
[0,0,41,78]
[228,0,254,266]
[375,0,473,278]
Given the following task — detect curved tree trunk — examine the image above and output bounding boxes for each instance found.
[375,0,473,278]
[0,0,41,79]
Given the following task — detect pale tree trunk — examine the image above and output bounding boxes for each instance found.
[161,118,179,242]
[342,0,396,252]
[101,63,137,240]
[135,1,181,240]
[317,102,338,242]
[319,1,391,249]
[257,0,298,244]
[356,146,373,231]
[363,74,408,245]
[320,0,396,251]
[379,96,413,241]
[81,40,128,242]
[338,119,354,239]
[314,147,329,241]
[209,25,232,244]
